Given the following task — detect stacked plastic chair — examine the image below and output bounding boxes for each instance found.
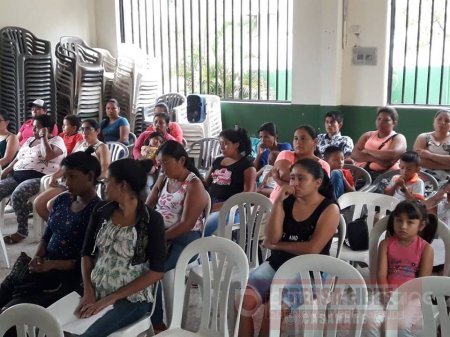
[94,48,117,106]
[0,26,55,132]
[113,44,160,136]
[178,94,222,159]
[54,37,104,126]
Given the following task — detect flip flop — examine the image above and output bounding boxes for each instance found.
[3,233,26,244]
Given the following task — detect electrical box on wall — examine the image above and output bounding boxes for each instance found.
[352,46,377,65]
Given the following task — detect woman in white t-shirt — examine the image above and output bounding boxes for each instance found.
[1,115,66,244]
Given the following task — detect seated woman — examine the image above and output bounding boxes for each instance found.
[1,115,66,244]
[253,122,291,171]
[0,110,19,168]
[203,127,257,237]
[100,98,130,144]
[146,140,208,331]
[0,149,101,313]
[270,125,330,203]
[239,159,340,337]
[75,158,166,337]
[144,103,183,143]
[34,119,110,221]
[413,109,450,186]
[352,106,407,179]
[134,106,183,159]
[17,99,58,145]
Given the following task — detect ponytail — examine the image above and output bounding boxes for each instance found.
[421,213,438,243]
[220,127,252,157]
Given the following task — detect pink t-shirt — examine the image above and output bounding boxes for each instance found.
[269,150,331,202]
[19,119,59,145]
[145,122,183,144]
[386,235,427,289]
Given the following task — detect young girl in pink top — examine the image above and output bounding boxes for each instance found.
[366,200,437,337]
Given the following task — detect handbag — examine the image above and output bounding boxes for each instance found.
[344,214,369,251]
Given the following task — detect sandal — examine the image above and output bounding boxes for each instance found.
[3,233,26,245]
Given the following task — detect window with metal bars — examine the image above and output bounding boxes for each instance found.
[389,0,450,105]
[119,0,293,101]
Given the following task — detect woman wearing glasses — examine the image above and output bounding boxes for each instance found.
[33,119,110,221]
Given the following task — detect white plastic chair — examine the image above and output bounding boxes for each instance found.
[0,167,9,268]
[329,192,399,265]
[343,164,372,191]
[157,236,249,337]
[385,276,450,337]
[0,303,64,337]
[369,216,450,281]
[161,192,211,327]
[269,254,368,337]
[107,141,129,161]
[183,192,271,329]
[31,174,53,243]
[333,214,347,259]
[107,282,160,337]
[187,137,221,175]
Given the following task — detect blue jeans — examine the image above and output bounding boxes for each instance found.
[79,299,150,337]
[330,169,345,200]
[151,230,202,325]
[203,210,240,237]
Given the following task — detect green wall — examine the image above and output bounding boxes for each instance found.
[221,102,443,148]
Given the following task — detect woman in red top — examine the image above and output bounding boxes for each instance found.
[144,103,183,142]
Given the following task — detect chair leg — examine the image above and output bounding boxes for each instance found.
[0,199,10,268]
[162,270,175,327]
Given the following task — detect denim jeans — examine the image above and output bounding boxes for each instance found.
[330,169,345,200]
[79,299,151,337]
[151,230,202,325]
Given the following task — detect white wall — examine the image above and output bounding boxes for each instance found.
[0,0,97,52]
[0,0,389,107]
[292,0,390,107]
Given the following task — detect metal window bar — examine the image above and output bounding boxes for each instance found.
[119,0,293,102]
[390,0,450,105]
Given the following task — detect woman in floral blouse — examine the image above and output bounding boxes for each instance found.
[77,158,166,337]
[146,140,208,331]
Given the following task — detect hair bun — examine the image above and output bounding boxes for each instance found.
[85,146,96,156]
[138,159,154,175]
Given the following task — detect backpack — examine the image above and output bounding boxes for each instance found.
[344,214,369,251]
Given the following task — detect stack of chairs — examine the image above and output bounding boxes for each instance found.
[54,37,104,126]
[0,26,54,132]
[94,48,117,107]
[179,94,222,158]
[113,44,160,136]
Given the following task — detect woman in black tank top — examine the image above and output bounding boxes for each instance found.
[239,158,340,337]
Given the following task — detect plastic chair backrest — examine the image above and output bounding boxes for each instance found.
[0,303,64,337]
[334,214,347,259]
[343,164,372,191]
[188,137,221,171]
[369,217,450,281]
[217,192,272,269]
[385,276,450,337]
[168,237,249,337]
[269,254,368,337]
[128,132,137,145]
[338,192,399,232]
[156,93,186,120]
[107,142,129,161]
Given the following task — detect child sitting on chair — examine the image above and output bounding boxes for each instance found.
[324,145,355,199]
[384,151,424,201]
[256,150,279,197]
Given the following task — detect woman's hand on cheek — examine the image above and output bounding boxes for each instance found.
[276,185,295,202]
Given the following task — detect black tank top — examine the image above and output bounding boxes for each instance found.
[267,196,335,270]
